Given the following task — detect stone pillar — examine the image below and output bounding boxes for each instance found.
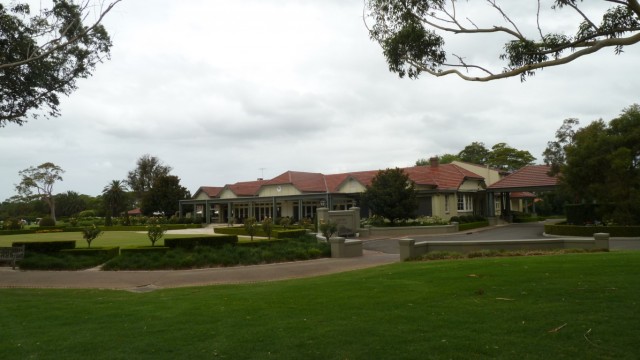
[329,237,346,258]
[398,238,416,261]
[594,233,610,250]
[451,222,459,232]
[351,207,361,234]
[317,207,329,229]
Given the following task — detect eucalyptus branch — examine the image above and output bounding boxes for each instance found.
[0,0,121,71]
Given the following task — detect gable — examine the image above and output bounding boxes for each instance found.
[259,184,301,197]
[336,177,366,193]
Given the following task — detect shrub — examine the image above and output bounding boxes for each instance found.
[147,218,167,246]
[319,221,337,240]
[164,236,238,249]
[3,218,24,230]
[244,217,258,241]
[81,225,103,248]
[39,216,56,227]
[120,246,171,254]
[77,210,96,218]
[544,224,640,237]
[276,229,307,239]
[60,247,120,259]
[262,218,274,239]
[19,252,111,270]
[458,221,490,231]
[12,241,76,253]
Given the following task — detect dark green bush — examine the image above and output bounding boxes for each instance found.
[103,236,330,270]
[39,216,56,227]
[275,229,307,239]
[12,241,76,253]
[60,247,120,259]
[3,218,24,230]
[458,221,489,231]
[164,235,238,249]
[544,224,640,237]
[19,252,109,270]
[120,246,171,254]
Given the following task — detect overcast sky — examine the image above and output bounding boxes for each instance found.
[2,0,639,202]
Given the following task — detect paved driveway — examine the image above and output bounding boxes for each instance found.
[363,222,547,254]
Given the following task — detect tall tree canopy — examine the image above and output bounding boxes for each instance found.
[366,1,640,81]
[361,168,418,224]
[420,141,535,171]
[140,175,191,217]
[0,0,120,126]
[544,104,640,224]
[487,143,537,172]
[126,154,173,202]
[15,162,64,221]
[102,180,130,217]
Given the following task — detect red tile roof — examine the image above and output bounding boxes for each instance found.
[195,163,488,198]
[195,186,224,198]
[510,191,537,198]
[267,171,327,192]
[226,179,269,197]
[488,165,559,191]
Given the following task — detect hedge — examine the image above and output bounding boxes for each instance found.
[214,226,306,239]
[12,241,76,253]
[0,224,202,236]
[458,221,490,232]
[120,246,171,254]
[164,235,238,249]
[60,247,120,259]
[544,224,640,237]
[275,229,307,239]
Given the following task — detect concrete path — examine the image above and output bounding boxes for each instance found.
[0,251,398,292]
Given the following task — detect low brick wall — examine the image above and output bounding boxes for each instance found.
[329,237,363,258]
[399,233,611,261]
[360,223,459,238]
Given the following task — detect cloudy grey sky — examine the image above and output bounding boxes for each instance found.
[2,0,639,201]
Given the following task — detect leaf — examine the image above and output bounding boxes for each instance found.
[548,323,567,333]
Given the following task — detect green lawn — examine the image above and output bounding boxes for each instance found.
[0,231,259,248]
[1,252,639,359]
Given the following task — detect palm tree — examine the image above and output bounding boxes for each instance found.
[102,180,128,217]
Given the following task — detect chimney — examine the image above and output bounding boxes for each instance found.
[429,157,439,168]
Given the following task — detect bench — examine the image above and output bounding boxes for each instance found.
[0,245,25,269]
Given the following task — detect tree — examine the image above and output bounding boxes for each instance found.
[458,142,490,164]
[319,220,338,241]
[361,168,418,224]
[487,143,536,172]
[543,118,580,175]
[366,1,640,82]
[544,104,640,224]
[0,0,121,127]
[15,162,64,222]
[102,180,129,217]
[140,175,190,216]
[127,154,173,202]
[416,153,459,166]
[146,218,167,247]
[244,217,258,241]
[262,217,273,240]
[81,224,102,248]
[55,191,87,218]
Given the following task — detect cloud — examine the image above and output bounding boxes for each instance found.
[1,0,639,201]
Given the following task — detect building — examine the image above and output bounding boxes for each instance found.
[179,158,499,224]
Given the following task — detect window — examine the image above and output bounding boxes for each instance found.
[444,195,449,212]
[457,193,473,212]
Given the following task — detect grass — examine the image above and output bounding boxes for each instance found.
[1,251,639,359]
[0,231,261,249]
